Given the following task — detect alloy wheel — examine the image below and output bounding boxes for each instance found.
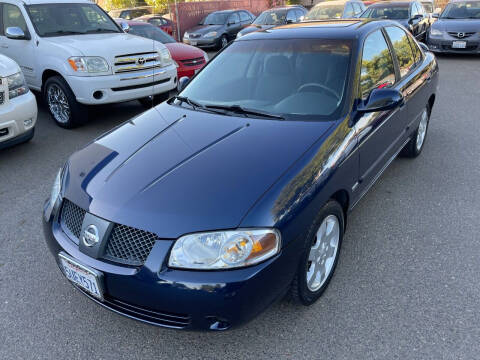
[47,84,71,124]
[416,109,428,151]
[221,36,228,48]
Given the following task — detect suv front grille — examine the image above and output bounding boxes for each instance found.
[179,57,205,67]
[59,199,158,266]
[114,52,161,74]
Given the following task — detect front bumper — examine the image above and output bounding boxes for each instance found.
[427,35,480,54]
[0,91,37,149]
[66,65,177,105]
[43,201,301,330]
[183,37,218,49]
[177,63,205,79]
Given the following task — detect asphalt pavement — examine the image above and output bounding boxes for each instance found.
[1,55,479,359]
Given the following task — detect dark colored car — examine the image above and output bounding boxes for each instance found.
[427,0,480,53]
[43,19,438,331]
[115,20,208,80]
[183,9,255,49]
[361,1,431,40]
[108,7,152,20]
[237,6,307,38]
[304,0,366,20]
[134,14,174,35]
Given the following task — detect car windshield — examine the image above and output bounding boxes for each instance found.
[179,39,351,120]
[304,5,345,20]
[362,6,409,19]
[201,13,229,25]
[253,10,287,25]
[422,3,434,12]
[441,1,480,18]
[129,24,176,43]
[26,3,121,37]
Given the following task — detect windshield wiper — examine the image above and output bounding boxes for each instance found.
[86,28,119,33]
[170,96,226,115]
[204,104,284,120]
[43,30,85,36]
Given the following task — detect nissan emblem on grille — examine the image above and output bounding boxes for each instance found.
[82,225,100,247]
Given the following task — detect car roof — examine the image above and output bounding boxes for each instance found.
[238,19,399,41]
[22,0,92,4]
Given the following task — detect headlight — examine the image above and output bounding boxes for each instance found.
[7,72,29,99]
[44,167,63,222]
[68,56,109,73]
[183,32,189,39]
[202,51,209,63]
[236,32,243,38]
[159,48,173,67]
[430,29,443,36]
[169,229,281,269]
[204,31,217,38]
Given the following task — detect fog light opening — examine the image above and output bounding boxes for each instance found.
[24,118,34,128]
[206,316,230,331]
[93,91,104,100]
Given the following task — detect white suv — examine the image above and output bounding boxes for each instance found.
[0,54,37,149]
[0,0,177,128]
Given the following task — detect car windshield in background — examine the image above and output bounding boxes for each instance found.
[441,1,480,18]
[304,5,344,20]
[422,3,434,12]
[362,6,409,19]
[179,39,351,120]
[253,10,287,25]
[129,24,176,43]
[26,3,120,37]
[201,13,229,25]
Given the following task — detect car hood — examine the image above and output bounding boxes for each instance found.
[164,42,205,61]
[238,24,275,36]
[63,103,333,238]
[0,54,20,77]
[186,24,223,35]
[432,19,480,32]
[44,33,166,64]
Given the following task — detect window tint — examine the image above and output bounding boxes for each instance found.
[385,26,416,77]
[408,35,422,63]
[353,3,362,14]
[229,13,240,24]
[286,10,296,22]
[294,9,304,20]
[360,29,396,99]
[3,4,28,34]
[239,11,250,21]
[344,3,355,17]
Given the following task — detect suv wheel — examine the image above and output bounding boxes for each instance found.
[43,76,87,129]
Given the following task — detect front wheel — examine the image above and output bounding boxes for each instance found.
[219,35,228,49]
[43,76,87,129]
[290,200,344,305]
[401,106,430,158]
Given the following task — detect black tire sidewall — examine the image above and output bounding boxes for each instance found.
[294,201,345,305]
[402,105,430,158]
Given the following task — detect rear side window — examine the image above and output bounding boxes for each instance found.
[344,3,355,17]
[408,35,422,63]
[360,29,396,99]
[229,13,240,24]
[3,4,29,34]
[385,26,416,77]
[286,10,296,22]
[239,11,250,21]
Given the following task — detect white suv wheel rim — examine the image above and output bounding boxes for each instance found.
[306,215,340,292]
[47,84,70,124]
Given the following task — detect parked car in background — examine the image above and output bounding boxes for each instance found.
[183,9,255,49]
[427,0,480,53]
[304,0,366,20]
[361,1,430,40]
[134,14,174,35]
[237,6,307,38]
[0,0,177,128]
[116,20,208,81]
[0,55,37,149]
[108,6,152,20]
[44,19,438,331]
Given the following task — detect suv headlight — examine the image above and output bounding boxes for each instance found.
[204,31,217,38]
[430,29,443,36]
[68,56,109,73]
[7,72,29,99]
[159,48,173,67]
[44,167,64,222]
[168,229,281,270]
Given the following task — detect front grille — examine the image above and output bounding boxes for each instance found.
[448,32,475,39]
[114,52,161,74]
[59,199,158,266]
[179,57,205,67]
[61,199,86,242]
[104,224,158,266]
[189,33,201,39]
[111,78,170,92]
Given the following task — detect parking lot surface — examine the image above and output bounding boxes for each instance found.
[1,55,479,359]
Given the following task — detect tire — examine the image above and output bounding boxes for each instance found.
[401,105,430,158]
[138,92,170,109]
[43,76,87,129]
[290,200,345,305]
[219,35,228,49]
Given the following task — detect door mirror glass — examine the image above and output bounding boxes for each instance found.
[120,22,130,32]
[5,26,26,39]
[357,88,404,113]
[178,76,190,92]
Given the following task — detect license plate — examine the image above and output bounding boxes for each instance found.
[59,253,103,300]
[452,41,466,49]
[190,41,197,46]
[0,128,8,137]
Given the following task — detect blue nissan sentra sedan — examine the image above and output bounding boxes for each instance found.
[43,19,439,330]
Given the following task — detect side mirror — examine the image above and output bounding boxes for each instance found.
[432,12,440,18]
[120,22,130,32]
[299,15,305,21]
[418,42,429,52]
[178,76,190,92]
[357,88,404,113]
[5,27,27,40]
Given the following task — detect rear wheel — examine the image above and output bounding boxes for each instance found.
[290,200,344,305]
[138,92,170,109]
[401,106,430,158]
[43,76,87,129]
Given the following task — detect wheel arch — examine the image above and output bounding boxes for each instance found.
[427,94,435,115]
[330,189,349,231]
[41,69,63,92]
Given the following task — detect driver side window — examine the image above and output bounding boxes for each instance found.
[360,30,396,99]
[3,4,29,34]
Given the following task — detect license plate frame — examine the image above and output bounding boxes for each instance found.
[59,253,104,301]
[452,41,466,49]
[189,40,197,46]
